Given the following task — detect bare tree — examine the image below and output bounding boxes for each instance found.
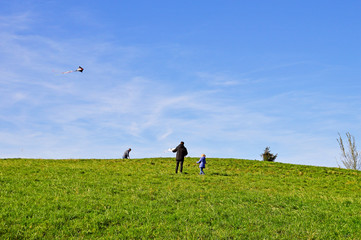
[337,132,361,170]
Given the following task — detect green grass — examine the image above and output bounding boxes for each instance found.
[1,158,361,239]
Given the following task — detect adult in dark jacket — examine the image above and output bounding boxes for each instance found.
[172,141,188,173]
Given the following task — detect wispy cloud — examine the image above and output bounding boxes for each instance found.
[1,5,361,168]
[0,12,33,31]
[196,72,241,86]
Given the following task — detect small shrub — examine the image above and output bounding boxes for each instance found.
[261,147,278,162]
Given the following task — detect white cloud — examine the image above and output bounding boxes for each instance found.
[0,12,33,31]
[196,71,241,86]
[1,7,361,168]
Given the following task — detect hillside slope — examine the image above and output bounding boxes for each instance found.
[1,158,361,239]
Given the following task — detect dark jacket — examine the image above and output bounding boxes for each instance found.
[172,143,188,161]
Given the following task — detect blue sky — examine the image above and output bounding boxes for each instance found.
[1,1,361,167]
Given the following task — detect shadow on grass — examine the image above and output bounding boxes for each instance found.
[210,172,231,177]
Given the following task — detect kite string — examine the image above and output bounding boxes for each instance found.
[62,70,74,74]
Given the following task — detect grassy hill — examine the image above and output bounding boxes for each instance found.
[1,157,361,239]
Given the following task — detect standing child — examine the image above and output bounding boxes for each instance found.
[197,154,206,175]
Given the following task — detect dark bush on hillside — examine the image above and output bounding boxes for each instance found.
[261,147,278,162]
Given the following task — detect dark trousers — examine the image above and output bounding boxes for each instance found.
[175,160,184,173]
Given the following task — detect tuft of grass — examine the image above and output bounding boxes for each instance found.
[1,158,361,239]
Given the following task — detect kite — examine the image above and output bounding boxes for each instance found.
[163,148,176,154]
[62,66,84,74]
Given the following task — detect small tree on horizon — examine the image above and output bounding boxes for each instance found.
[337,132,361,170]
[261,147,278,162]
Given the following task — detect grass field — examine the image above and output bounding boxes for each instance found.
[1,157,361,239]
